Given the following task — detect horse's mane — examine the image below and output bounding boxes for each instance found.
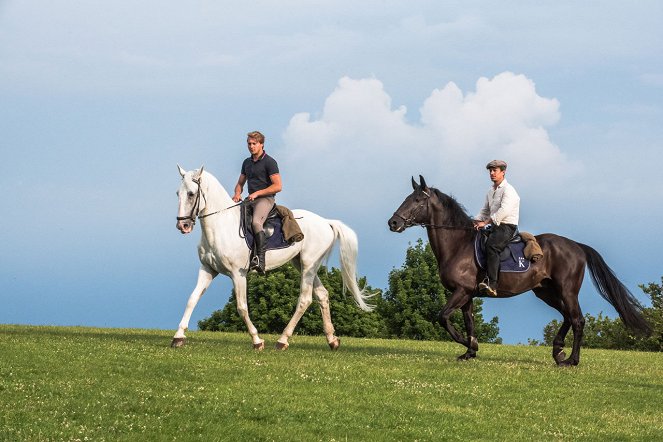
[431,188,474,228]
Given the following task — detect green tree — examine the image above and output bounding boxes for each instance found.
[539,277,663,351]
[639,278,663,351]
[379,239,501,343]
[198,264,386,338]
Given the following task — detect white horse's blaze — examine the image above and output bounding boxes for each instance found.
[173,166,375,349]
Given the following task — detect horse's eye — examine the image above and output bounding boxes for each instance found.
[188,191,195,198]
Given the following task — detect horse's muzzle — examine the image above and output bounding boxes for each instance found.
[388,215,405,233]
[176,219,194,234]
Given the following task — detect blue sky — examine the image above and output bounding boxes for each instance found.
[1,1,662,344]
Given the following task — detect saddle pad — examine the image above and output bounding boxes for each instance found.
[474,232,530,273]
[242,216,293,252]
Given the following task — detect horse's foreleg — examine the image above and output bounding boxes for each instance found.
[276,269,315,350]
[313,276,339,350]
[458,301,478,360]
[232,274,264,350]
[172,267,216,347]
[438,290,474,358]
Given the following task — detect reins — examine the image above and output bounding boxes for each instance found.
[420,222,475,231]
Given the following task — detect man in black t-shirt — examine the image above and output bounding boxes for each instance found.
[232,131,282,274]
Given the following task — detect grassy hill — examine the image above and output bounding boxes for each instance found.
[1,325,661,441]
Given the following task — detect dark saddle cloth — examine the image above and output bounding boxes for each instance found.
[240,203,292,251]
[474,231,531,273]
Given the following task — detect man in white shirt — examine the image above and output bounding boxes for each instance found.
[473,160,520,297]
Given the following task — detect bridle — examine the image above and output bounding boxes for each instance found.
[176,176,237,227]
[392,189,475,231]
[391,189,432,229]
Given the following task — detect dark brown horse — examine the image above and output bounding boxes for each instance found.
[388,176,650,366]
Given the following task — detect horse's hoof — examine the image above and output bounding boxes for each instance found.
[556,357,578,367]
[328,337,341,351]
[171,337,186,348]
[275,341,289,351]
[253,341,265,351]
[457,351,477,361]
[554,350,566,364]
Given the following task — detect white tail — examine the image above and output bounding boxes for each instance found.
[328,220,376,312]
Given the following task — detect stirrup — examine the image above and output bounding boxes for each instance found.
[478,282,498,297]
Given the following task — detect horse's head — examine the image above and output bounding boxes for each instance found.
[388,175,433,233]
[176,164,206,234]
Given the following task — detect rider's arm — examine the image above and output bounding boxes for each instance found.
[232,174,246,202]
[491,185,520,226]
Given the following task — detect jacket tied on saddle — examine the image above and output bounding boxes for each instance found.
[520,231,543,262]
[275,205,304,243]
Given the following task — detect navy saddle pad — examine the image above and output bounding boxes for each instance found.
[241,204,292,251]
[474,232,530,273]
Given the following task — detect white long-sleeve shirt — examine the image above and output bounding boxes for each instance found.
[475,179,520,226]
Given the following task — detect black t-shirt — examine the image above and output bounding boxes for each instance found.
[241,152,279,195]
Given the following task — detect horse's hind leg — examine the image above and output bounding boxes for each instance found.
[172,267,216,347]
[313,276,340,350]
[534,287,570,364]
[534,287,585,365]
[275,266,315,350]
[562,295,585,366]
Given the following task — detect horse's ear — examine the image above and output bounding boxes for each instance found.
[419,175,428,189]
[193,165,204,180]
[177,164,186,178]
[411,176,419,190]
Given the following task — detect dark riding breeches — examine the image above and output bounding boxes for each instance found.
[485,223,517,284]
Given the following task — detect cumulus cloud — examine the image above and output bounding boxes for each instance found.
[282,72,579,216]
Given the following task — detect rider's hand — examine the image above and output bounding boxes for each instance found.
[232,194,242,203]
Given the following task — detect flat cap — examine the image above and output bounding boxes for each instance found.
[486,159,507,170]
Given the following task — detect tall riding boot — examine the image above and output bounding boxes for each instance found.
[253,231,267,275]
[478,252,499,297]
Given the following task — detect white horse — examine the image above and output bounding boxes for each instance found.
[173,165,375,350]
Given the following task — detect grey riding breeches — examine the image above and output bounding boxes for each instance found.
[251,196,275,233]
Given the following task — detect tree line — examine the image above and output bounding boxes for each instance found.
[199,239,661,351]
[199,239,501,343]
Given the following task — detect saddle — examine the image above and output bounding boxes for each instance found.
[474,227,531,273]
[240,203,300,252]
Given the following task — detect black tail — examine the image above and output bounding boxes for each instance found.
[578,243,651,335]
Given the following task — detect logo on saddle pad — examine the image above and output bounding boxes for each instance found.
[474,232,531,273]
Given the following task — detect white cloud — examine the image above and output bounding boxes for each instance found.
[282,72,578,216]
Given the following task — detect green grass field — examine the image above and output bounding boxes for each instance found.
[1,325,661,441]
